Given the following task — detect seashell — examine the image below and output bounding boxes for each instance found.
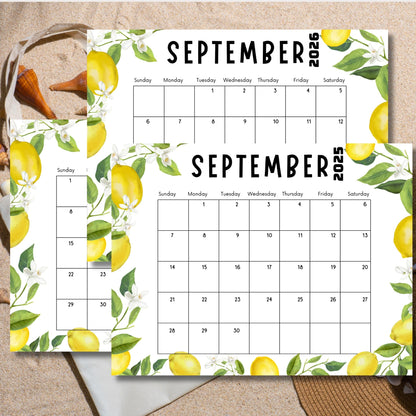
[75,106,87,116]
[49,71,87,93]
[0,179,10,196]
[15,65,56,119]
[0,144,8,166]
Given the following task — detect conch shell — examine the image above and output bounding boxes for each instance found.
[49,71,87,93]
[15,65,56,119]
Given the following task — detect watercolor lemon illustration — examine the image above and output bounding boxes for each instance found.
[390,318,413,346]
[321,30,351,47]
[87,50,119,95]
[10,210,30,248]
[111,351,131,376]
[111,164,143,209]
[250,357,279,375]
[345,143,375,161]
[393,216,412,258]
[87,121,107,158]
[169,352,201,375]
[67,328,100,352]
[112,234,131,272]
[87,237,106,262]
[10,140,42,185]
[369,102,388,143]
[347,351,378,375]
[10,327,29,352]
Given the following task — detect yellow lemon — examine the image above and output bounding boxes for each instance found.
[10,327,29,352]
[390,318,413,346]
[87,237,106,262]
[111,351,131,376]
[10,140,42,184]
[111,164,143,209]
[393,216,412,258]
[87,121,107,158]
[87,50,119,95]
[347,352,378,375]
[10,211,29,248]
[169,352,201,375]
[67,328,100,352]
[112,234,131,272]
[369,102,388,143]
[345,143,375,161]
[250,357,279,375]
[321,30,351,47]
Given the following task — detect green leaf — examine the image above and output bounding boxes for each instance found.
[27,283,39,301]
[360,30,380,43]
[10,178,18,196]
[52,335,66,348]
[358,162,394,185]
[104,32,112,39]
[307,355,322,364]
[406,345,412,355]
[153,359,168,372]
[30,134,45,155]
[87,86,95,106]
[375,343,401,358]
[132,44,157,62]
[333,49,370,71]
[112,333,141,354]
[376,180,405,194]
[235,359,245,375]
[55,133,80,152]
[286,354,301,375]
[120,268,136,296]
[112,231,126,240]
[10,207,25,216]
[325,361,346,372]
[52,120,69,126]
[19,345,31,352]
[122,369,133,376]
[328,39,352,52]
[390,283,412,294]
[311,368,328,376]
[26,122,35,129]
[87,220,111,240]
[97,255,109,262]
[153,143,170,149]
[402,303,412,321]
[10,310,40,330]
[104,195,112,212]
[111,290,123,318]
[132,157,146,178]
[400,179,412,215]
[87,176,98,204]
[399,356,412,370]
[386,369,395,376]
[18,244,34,272]
[10,266,21,295]
[352,153,377,166]
[30,337,40,351]
[129,30,146,36]
[156,157,181,176]
[111,201,119,220]
[376,66,388,100]
[214,368,228,376]
[39,331,50,352]
[351,65,381,80]
[128,307,141,325]
[108,44,122,65]
[384,144,404,157]
[95,155,111,182]
[131,361,141,376]
[374,363,382,375]
[141,355,151,375]
[398,364,408,376]
[87,116,102,127]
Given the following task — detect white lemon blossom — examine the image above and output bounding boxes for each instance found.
[10,120,24,141]
[87,33,103,52]
[100,172,111,195]
[103,332,112,345]
[227,356,236,366]
[389,158,409,179]
[136,39,148,53]
[60,128,71,143]
[159,150,173,167]
[120,195,138,213]
[23,260,47,285]
[395,259,412,280]
[205,356,220,369]
[21,193,33,209]
[111,145,129,167]
[363,44,384,64]
[124,284,148,308]
[95,81,113,98]
[17,171,37,190]
[120,216,135,233]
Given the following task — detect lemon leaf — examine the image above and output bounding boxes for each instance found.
[104,195,112,212]
[27,283,39,301]
[375,65,388,100]
[112,334,141,354]
[406,345,412,355]
[359,30,380,43]
[40,331,49,352]
[30,134,45,155]
[399,356,412,370]
[120,268,136,296]
[95,154,111,182]
[333,49,370,71]
[30,337,40,352]
[19,345,31,352]
[328,39,352,52]
[111,201,119,220]
[358,162,394,185]
[122,369,133,376]
[400,179,412,215]
[157,157,181,176]
[87,87,95,106]
[55,133,80,153]
[311,368,328,376]
[307,355,321,364]
[374,363,382,375]
[235,359,245,375]
[153,143,170,149]
[325,361,346,371]
[10,178,18,196]
[351,65,382,80]
[391,282,412,294]
[153,358,168,372]
[376,179,405,194]
[141,355,151,375]
[375,343,401,357]
[108,44,122,65]
[386,369,395,376]
[10,310,40,330]
[128,307,141,325]
[10,207,25,217]
[112,231,125,240]
[286,354,301,375]
[52,335,66,348]
[132,157,146,179]
[87,176,98,204]
[112,290,123,318]
[103,32,112,39]
[10,266,21,295]
[131,361,141,376]
[87,220,111,240]
[402,303,412,321]
[52,120,69,125]
[384,144,404,157]
[87,116,102,127]
[129,30,145,36]
[132,44,157,62]
[398,364,408,376]
[352,153,377,166]
[18,244,34,272]
[214,368,228,376]
[26,122,35,129]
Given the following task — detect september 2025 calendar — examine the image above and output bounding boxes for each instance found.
[109,143,412,376]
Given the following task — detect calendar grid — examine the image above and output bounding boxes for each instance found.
[339,200,342,352]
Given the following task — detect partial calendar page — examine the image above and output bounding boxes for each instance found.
[87,29,389,147]
[10,120,110,353]
[110,143,412,376]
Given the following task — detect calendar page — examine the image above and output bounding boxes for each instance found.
[109,142,412,376]
[10,120,110,352]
